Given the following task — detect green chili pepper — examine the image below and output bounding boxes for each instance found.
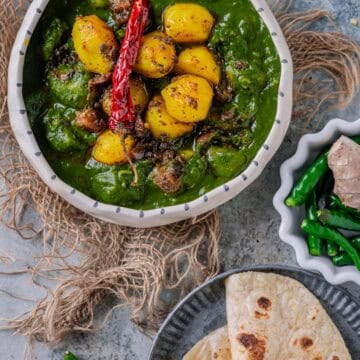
[285,153,328,207]
[286,136,360,208]
[301,220,360,270]
[332,253,354,267]
[305,190,322,256]
[351,237,360,251]
[329,195,360,218]
[318,209,360,231]
[64,351,79,360]
[317,173,334,209]
[326,241,339,257]
[308,236,322,256]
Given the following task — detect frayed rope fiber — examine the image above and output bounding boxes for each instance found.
[0,0,359,351]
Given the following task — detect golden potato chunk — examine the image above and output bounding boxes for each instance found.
[101,79,149,116]
[175,46,221,85]
[101,88,112,116]
[146,96,194,139]
[130,78,149,113]
[163,4,215,43]
[92,130,135,165]
[72,15,118,74]
[134,31,176,79]
[161,75,214,123]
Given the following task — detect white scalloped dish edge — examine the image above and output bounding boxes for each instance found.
[273,118,360,285]
[8,0,293,227]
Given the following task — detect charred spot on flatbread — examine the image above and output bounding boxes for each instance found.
[300,336,314,351]
[237,333,257,348]
[254,310,269,319]
[236,333,266,360]
[253,296,272,319]
[309,308,320,321]
[332,357,340,360]
[257,297,272,311]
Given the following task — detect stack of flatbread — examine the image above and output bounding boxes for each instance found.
[183,272,351,360]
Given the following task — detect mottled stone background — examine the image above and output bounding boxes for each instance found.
[0,0,359,358]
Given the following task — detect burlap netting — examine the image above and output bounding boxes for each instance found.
[0,0,359,350]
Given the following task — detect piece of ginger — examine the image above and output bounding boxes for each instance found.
[328,135,360,210]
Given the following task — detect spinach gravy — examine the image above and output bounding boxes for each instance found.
[24,0,280,210]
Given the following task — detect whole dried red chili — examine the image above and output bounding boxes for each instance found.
[109,0,150,131]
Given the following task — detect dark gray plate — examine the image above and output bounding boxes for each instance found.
[149,265,360,359]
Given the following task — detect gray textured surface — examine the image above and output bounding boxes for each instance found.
[0,0,359,359]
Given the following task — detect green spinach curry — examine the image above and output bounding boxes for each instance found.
[24,0,280,210]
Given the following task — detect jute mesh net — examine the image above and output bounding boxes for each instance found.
[0,0,359,353]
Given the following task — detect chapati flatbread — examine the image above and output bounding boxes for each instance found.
[225,272,351,360]
[183,326,231,360]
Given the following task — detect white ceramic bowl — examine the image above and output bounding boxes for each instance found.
[273,118,360,285]
[8,0,293,228]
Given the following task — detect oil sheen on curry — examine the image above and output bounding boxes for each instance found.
[24,0,280,210]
